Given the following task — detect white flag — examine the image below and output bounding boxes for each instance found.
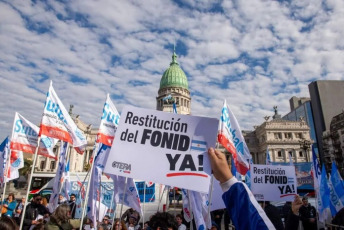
[49,142,68,212]
[11,112,57,159]
[189,191,212,230]
[39,81,87,154]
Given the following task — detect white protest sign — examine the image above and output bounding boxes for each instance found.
[103,106,219,193]
[250,164,297,201]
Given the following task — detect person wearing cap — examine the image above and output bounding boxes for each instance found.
[299,196,317,230]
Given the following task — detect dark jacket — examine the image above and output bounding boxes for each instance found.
[285,211,300,230]
[299,204,317,230]
[264,203,284,230]
[23,202,49,230]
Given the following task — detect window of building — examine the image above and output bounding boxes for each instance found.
[277,151,282,157]
[50,161,56,170]
[275,133,282,139]
[285,133,292,139]
[289,151,293,157]
[295,133,302,138]
[299,151,304,157]
[40,161,45,170]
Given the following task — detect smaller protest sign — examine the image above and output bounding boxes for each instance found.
[250,164,297,201]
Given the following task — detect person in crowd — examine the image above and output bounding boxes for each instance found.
[143,221,150,230]
[332,207,344,229]
[211,209,224,230]
[126,215,140,230]
[23,194,49,230]
[299,196,317,230]
[148,212,178,230]
[285,195,303,230]
[45,203,80,230]
[176,214,186,230]
[83,217,95,230]
[68,194,77,219]
[113,218,127,230]
[261,201,284,230]
[0,214,19,230]
[281,201,291,225]
[100,215,112,230]
[13,197,25,224]
[1,193,17,217]
[58,194,67,205]
[207,147,275,230]
[121,208,140,224]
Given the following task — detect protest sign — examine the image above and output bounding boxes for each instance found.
[103,106,219,193]
[250,164,297,201]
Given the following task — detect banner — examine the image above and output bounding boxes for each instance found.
[97,94,120,146]
[0,137,9,186]
[218,100,250,175]
[11,112,57,159]
[250,164,297,201]
[103,106,219,193]
[136,182,155,202]
[39,82,87,154]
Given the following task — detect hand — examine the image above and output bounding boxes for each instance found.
[208,148,233,183]
[309,218,315,223]
[31,220,38,225]
[291,195,303,215]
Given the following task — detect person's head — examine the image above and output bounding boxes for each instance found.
[7,193,15,201]
[149,212,178,230]
[302,196,309,206]
[0,215,19,230]
[128,215,137,225]
[70,194,76,202]
[175,214,183,226]
[21,197,26,203]
[32,194,42,204]
[59,194,64,200]
[113,219,127,230]
[32,223,45,230]
[51,204,71,223]
[103,215,110,224]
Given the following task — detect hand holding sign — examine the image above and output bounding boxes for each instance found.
[208,148,233,183]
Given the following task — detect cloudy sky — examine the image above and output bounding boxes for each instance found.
[1,0,344,141]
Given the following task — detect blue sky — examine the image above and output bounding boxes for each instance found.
[1,0,344,141]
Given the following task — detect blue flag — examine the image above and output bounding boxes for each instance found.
[319,163,330,221]
[331,161,344,205]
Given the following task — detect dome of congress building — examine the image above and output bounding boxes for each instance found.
[159,51,189,90]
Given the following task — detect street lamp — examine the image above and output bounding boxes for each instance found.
[299,138,311,162]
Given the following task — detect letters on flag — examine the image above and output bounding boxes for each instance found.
[11,112,57,159]
[218,100,251,175]
[39,82,87,154]
[330,161,344,205]
[97,94,120,146]
[0,137,10,186]
[181,189,192,222]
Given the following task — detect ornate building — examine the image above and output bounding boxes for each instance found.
[156,51,191,115]
[244,107,313,165]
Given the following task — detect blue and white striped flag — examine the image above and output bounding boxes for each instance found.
[190,140,207,152]
[0,137,9,187]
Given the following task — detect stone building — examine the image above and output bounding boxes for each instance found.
[244,107,313,165]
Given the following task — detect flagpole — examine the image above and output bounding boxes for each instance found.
[142,182,146,225]
[79,142,99,230]
[119,177,128,219]
[157,185,166,212]
[109,188,116,229]
[19,137,41,230]
[187,190,193,230]
[207,175,214,219]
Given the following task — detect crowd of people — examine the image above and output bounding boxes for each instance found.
[0,148,344,230]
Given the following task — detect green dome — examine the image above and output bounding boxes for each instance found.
[159,52,189,90]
